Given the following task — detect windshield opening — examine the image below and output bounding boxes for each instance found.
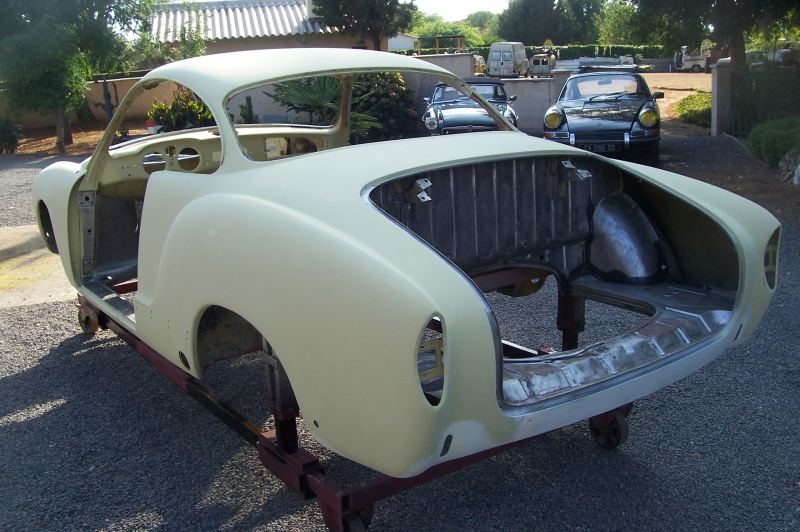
[561,75,647,100]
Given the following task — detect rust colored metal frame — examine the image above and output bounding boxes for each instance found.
[77,290,581,531]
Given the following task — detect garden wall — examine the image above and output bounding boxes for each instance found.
[0,78,177,130]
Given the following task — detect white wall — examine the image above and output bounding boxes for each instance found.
[501,70,570,136]
[389,34,417,51]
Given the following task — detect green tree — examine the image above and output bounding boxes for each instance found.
[499,0,560,45]
[313,0,417,51]
[0,19,88,154]
[412,19,486,48]
[595,0,636,44]
[559,0,602,44]
[466,11,496,30]
[466,11,501,43]
[498,0,585,45]
[125,3,207,70]
[632,0,797,72]
[745,8,800,51]
[0,1,157,146]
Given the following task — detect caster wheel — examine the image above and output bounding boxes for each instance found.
[78,308,99,335]
[588,409,629,450]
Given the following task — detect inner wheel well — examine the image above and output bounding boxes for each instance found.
[196,305,263,373]
[37,201,58,254]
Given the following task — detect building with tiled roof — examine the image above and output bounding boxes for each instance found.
[150,1,382,54]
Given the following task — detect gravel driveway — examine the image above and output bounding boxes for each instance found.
[1,143,798,531]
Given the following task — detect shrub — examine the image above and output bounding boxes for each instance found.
[149,86,215,132]
[675,92,712,128]
[731,71,800,131]
[238,96,259,124]
[0,118,24,153]
[400,44,666,61]
[264,76,381,140]
[748,116,800,167]
[352,72,418,142]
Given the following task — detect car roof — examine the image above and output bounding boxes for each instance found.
[143,48,456,103]
[436,77,505,87]
[567,72,644,81]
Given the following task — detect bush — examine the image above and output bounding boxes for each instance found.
[0,118,24,153]
[748,117,800,167]
[731,71,800,131]
[675,92,712,128]
[238,95,259,124]
[352,72,418,142]
[149,86,215,132]
[399,44,666,61]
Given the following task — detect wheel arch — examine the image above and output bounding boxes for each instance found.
[194,304,264,374]
[36,200,59,254]
[137,191,492,476]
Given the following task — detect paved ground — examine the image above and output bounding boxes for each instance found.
[1,130,799,531]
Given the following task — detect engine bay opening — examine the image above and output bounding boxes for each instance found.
[368,154,739,410]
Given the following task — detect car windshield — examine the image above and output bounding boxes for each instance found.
[432,84,505,104]
[432,86,468,103]
[561,75,646,101]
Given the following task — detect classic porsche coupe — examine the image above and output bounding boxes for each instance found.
[32,49,779,530]
[422,77,518,134]
[543,72,663,164]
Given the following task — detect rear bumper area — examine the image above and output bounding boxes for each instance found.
[503,276,734,410]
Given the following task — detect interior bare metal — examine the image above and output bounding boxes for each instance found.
[368,155,739,411]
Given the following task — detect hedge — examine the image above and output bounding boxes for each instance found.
[748,117,800,167]
[397,44,666,61]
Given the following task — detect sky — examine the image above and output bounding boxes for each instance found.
[408,0,509,21]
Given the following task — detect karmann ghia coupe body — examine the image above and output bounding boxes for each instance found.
[32,49,779,479]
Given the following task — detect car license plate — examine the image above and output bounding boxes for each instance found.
[581,144,620,153]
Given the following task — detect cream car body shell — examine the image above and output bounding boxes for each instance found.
[31,50,779,478]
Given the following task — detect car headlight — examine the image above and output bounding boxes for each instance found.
[544,109,562,129]
[424,115,439,131]
[495,103,508,114]
[639,107,658,127]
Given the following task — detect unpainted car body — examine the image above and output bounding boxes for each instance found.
[32,49,779,480]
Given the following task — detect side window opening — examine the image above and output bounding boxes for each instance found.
[225,71,421,162]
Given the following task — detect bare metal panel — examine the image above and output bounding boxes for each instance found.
[589,193,664,281]
[370,156,616,278]
[503,279,735,406]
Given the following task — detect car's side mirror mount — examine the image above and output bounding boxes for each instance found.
[653,92,664,99]
[509,95,517,102]
[423,97,430,104]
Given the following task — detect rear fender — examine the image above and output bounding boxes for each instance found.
[139,193,458,476]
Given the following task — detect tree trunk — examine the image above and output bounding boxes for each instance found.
[55,106,66,155]
[371,30,383,51]
[728,30,747,74]
[64,114,73,145]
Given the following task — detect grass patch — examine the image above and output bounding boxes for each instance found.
[748,116,800,167]
[675,92,712,128]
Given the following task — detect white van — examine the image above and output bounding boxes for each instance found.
[488,42,529,78]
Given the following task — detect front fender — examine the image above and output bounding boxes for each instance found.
[30,161,86,287]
